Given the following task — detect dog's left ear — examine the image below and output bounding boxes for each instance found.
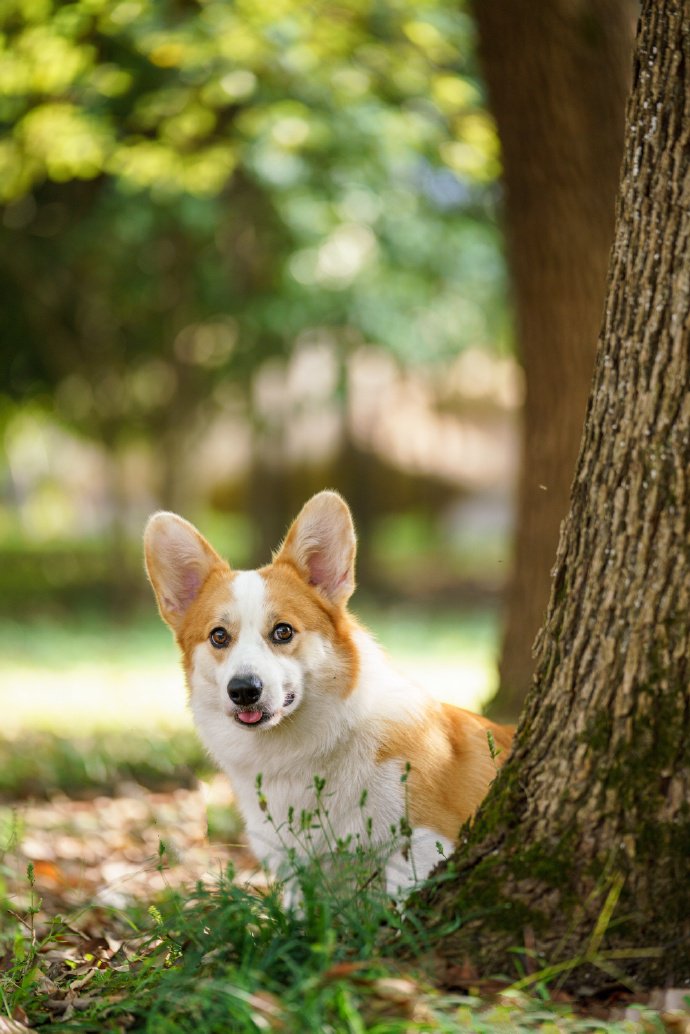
[276,491,356,606]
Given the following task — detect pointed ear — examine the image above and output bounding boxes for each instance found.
[276,491,356,606]
[144,512,225,630]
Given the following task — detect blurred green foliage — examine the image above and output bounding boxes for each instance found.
[0,0,506,450]
[0,728,208,799]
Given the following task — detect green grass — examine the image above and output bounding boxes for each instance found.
[0,608,680,1031]
[1,872,661,1033]
[1,797,660,1034]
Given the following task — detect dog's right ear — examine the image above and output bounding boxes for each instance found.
[144,512,225,631]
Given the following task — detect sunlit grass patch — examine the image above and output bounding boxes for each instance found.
[1,614,188,735]
[1,605,499,736]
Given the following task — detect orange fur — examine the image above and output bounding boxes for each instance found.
[262,561,360,698]
[175,563,236,680]
[377,703,514,841]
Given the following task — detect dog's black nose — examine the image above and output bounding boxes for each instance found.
[227,673,263,706]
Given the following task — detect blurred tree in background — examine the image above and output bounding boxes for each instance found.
[474,0,636,717]
[0,0,513,612]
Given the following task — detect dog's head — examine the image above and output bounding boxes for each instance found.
[144,491,359,733]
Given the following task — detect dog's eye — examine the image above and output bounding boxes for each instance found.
[272,623,294,644]
[209,627,230,649]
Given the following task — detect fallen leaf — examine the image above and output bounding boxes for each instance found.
[321,961,370,982]
[31,859,69,887]
[648,990,690,1013]
[362,976,437,1025]
[372,977,421,1003]
[660,1013,690,1034]
[0,1017,32,1034]
[438,955,479,988]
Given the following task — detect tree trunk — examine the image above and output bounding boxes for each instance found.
[473,0,636,719]
[418,0,690,990]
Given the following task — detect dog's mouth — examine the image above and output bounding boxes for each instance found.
[234,709,270,727]
[232,692,297,729]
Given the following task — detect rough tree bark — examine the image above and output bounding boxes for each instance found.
[472,0,636,719]
[419,0,690,989]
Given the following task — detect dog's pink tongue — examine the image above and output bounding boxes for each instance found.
[237,710,263,724]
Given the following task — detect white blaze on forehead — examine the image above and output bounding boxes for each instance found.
[231,570,268,638]
[224,570,288,705]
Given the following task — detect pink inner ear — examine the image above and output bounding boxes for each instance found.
[308,554,348,595]
[180,568,202,605]
[165,567,202,614]
[307,553,331,589]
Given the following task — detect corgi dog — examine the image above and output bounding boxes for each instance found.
[144,491,513,893]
